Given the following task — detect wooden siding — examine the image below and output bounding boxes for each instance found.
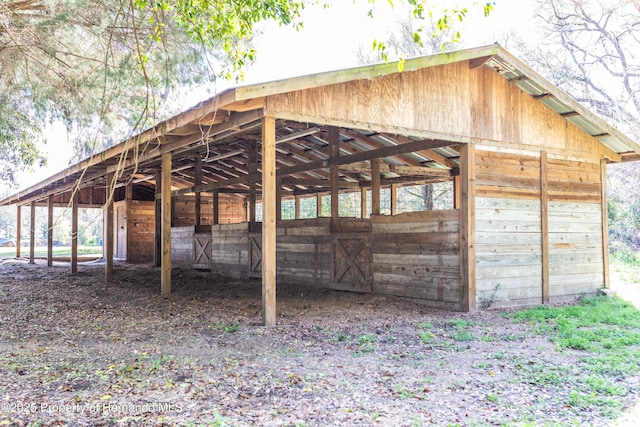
[266,60,612,160]
[475,197,543,308]
[549,201,604,300]
[474,149,604,309]
[475,150,541,200]
[173,194,246,227]
[371,210,461,310]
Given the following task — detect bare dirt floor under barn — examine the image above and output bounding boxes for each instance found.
[1,261,639,426]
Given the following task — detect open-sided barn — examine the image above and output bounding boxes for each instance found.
[2,44,639,324]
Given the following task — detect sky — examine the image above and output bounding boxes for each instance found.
[7,0,537,194]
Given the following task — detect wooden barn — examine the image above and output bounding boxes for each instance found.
[2,44,639,324]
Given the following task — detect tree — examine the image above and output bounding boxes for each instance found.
[0,0,295,184]
[515,0,640,254]
[0,0,492,187]
[522,0,640,138]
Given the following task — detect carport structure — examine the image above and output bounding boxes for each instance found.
[2,44,639,325]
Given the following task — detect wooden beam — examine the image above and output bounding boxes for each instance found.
[276,176,282,221]
[390,184,398,215]
[316,193,323,217]
[29,201,35,264]
[262,116,277,326]
[459,143,476,312]
[71,190,79,273]
[371,159,381,215]
[360,187,367,218]
[329,126,340,228]
[280,178,360,189]
[540,151,549,304]
[16,205,22,258]
[105,173,115,282]
[154,171,162,267]
[47,195,53,267]
[212,190,219,225]
[453,176,461,209]
[294,195,301,219]
[388,165,452,177]
[248,141,257,229]
[194,156,202,228]
[601,159,611,288]
[161,152,172,297]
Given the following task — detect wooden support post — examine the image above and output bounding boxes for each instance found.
[262,116,277,326]
[540,151,549,304]
[125,181,133,201]
[360,187,367,218]
[194,156,202,228]
[601,159,611,288]
[29,201,35,264]
[47,195,53,267]
[161,152,172,297]
[249,141,257,230]
[329,126,340,228]
[16,205,21,258]
[105,173,115,282]
[71,190,79,273]
[390,184,398,215]
[154,171,162,268]
[371,159,381,216]
[453,176,461,209]
[316,193,323,217]
[276,176,282,221]
[212,190,219,225]
[459,143,476,312]
[294,195,301,220]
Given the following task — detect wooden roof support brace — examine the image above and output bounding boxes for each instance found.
[71,190,79,273]
[161,151,173,298]
[29,201,35,264]
[105,172,115,282]
[47,195,53,267]
[371,159,381,216]
[262,115,277,326]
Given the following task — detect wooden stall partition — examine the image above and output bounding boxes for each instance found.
[171,226,195,268]
[277,218,332,286]
[211,223,250,278]
[370,210,461,310]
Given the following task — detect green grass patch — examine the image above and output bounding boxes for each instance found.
[0,245,102,259]
[509,295,640,418]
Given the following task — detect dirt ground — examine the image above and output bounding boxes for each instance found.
[0,260,638,426]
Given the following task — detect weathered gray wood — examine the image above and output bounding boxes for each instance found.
[29,201,35,264]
